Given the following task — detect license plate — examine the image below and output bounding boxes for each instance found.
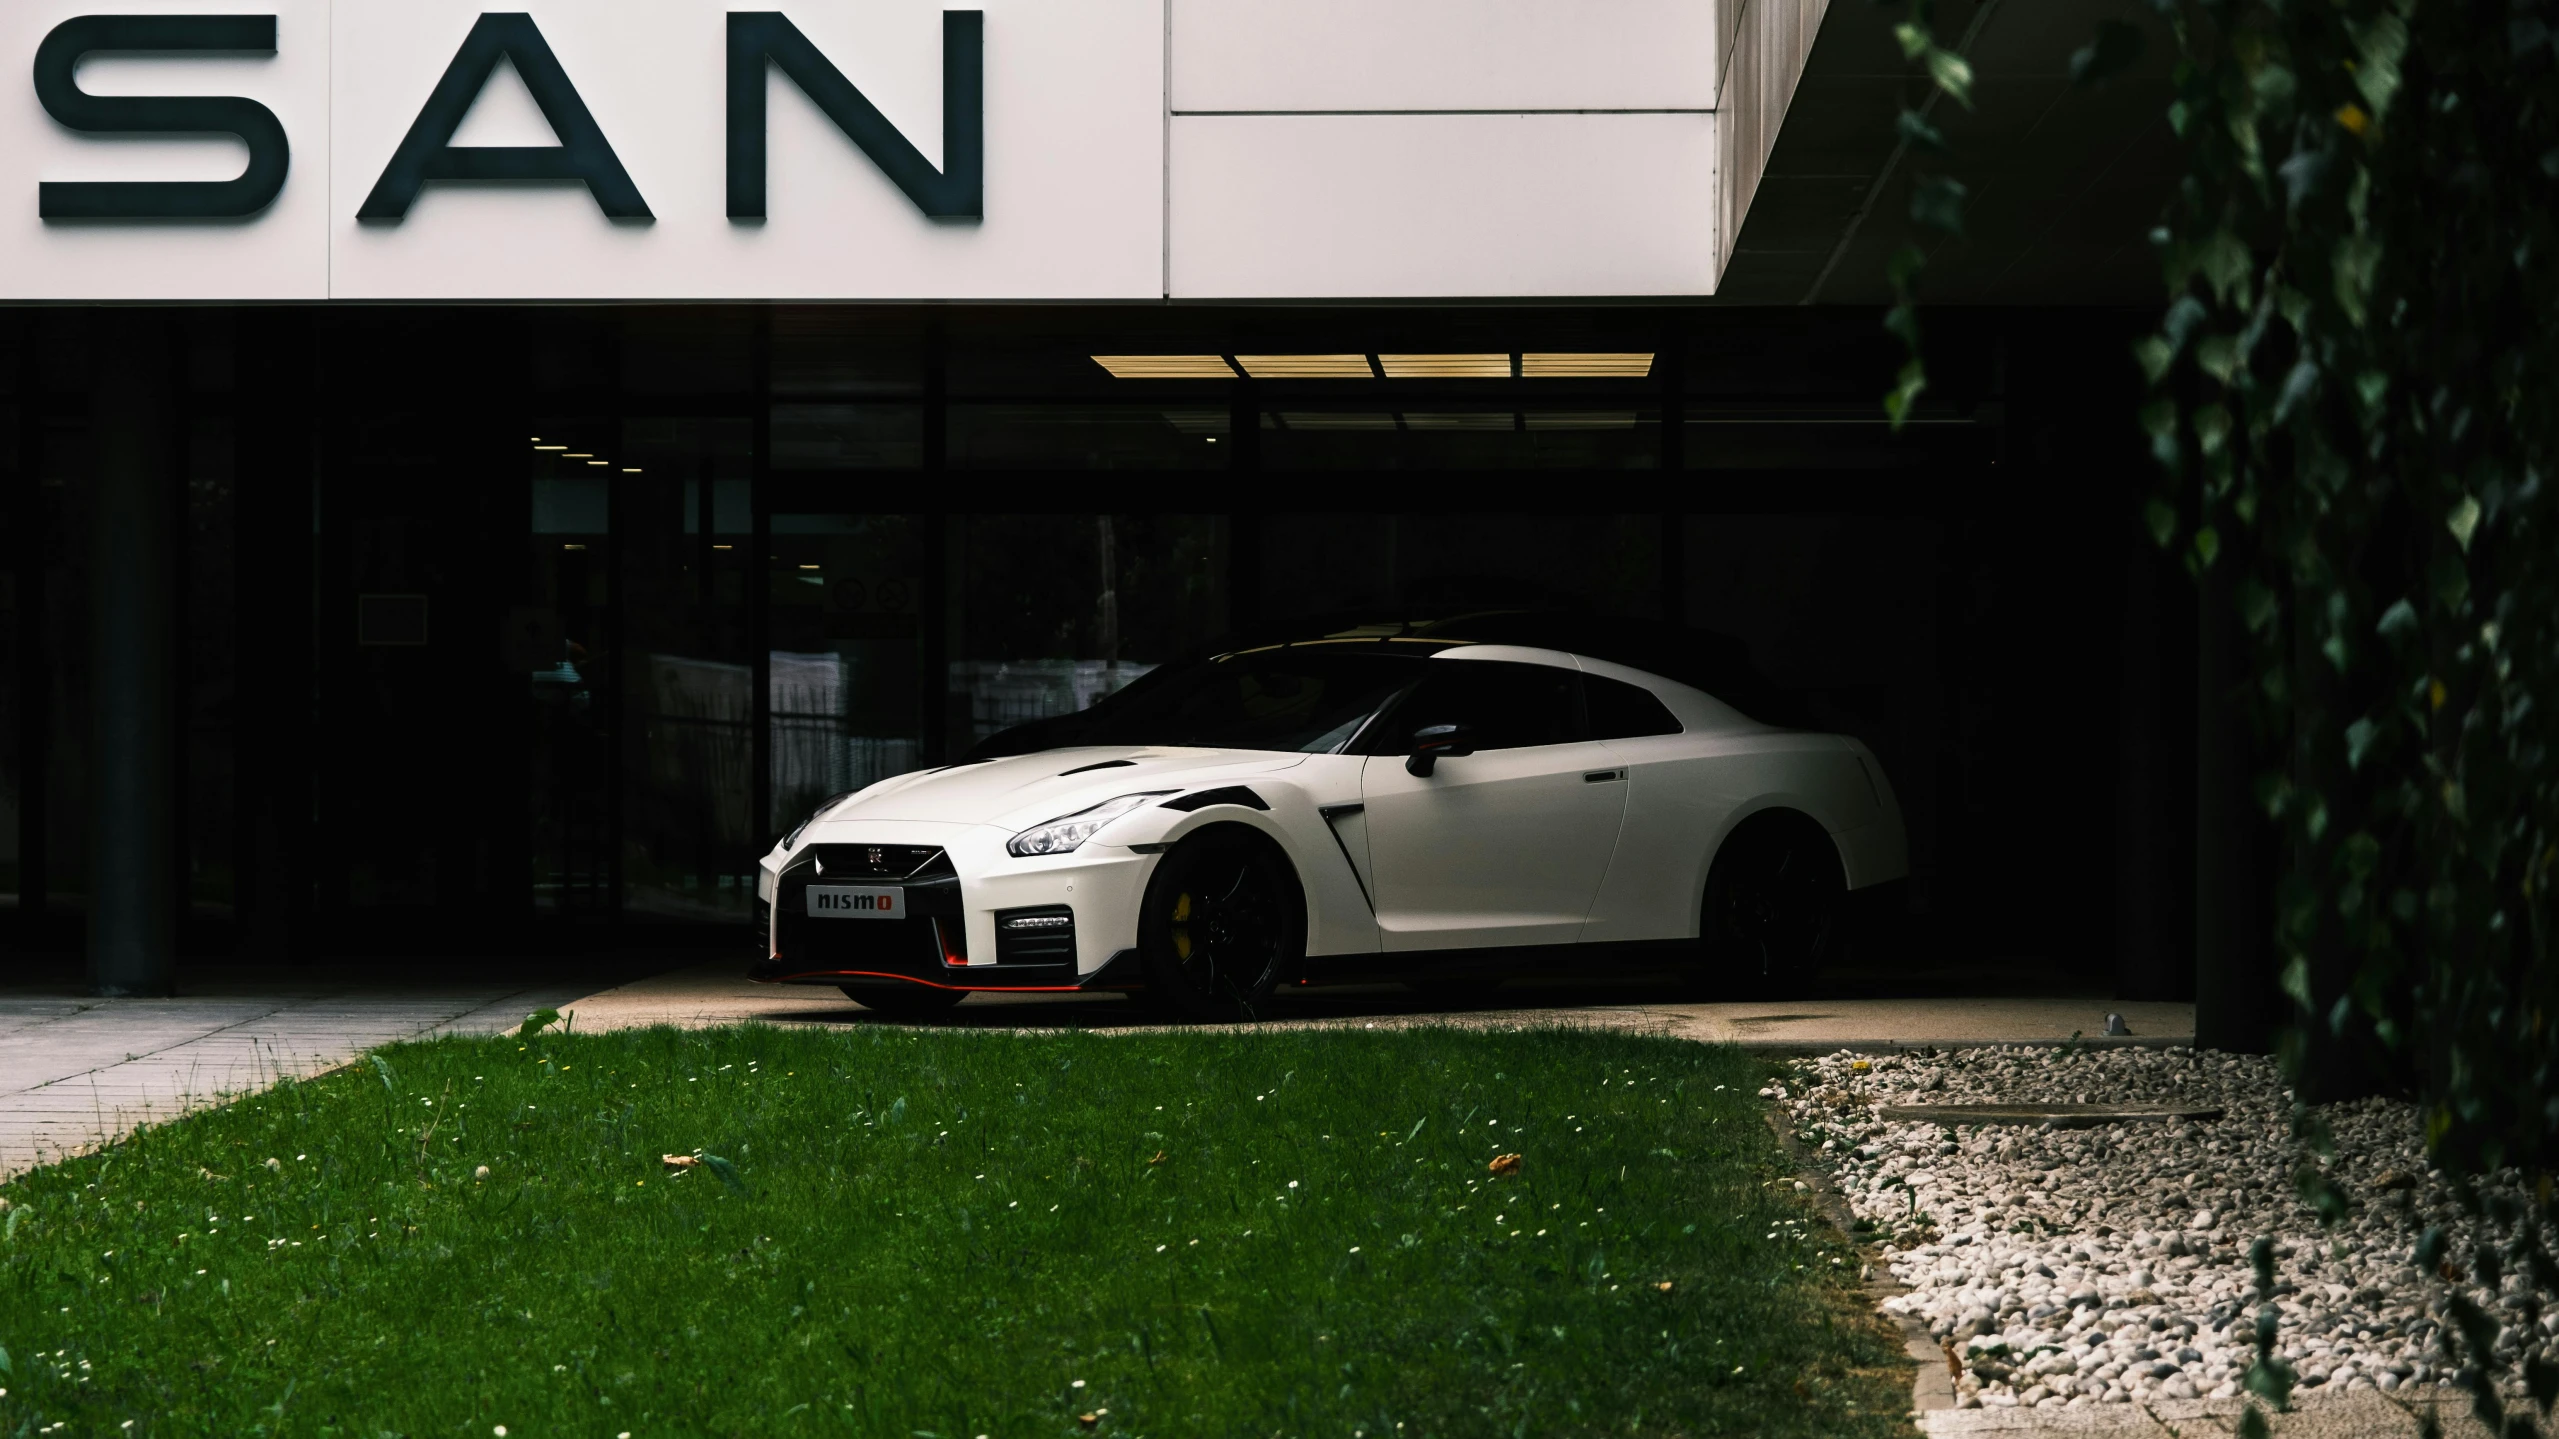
[805,886,905,919]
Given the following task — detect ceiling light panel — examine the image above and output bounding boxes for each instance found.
[1402,412,1515,430]
[1379,354,1512,379]
[1091,355,1237,379]
[1236,355,1374,379]
[1522,352,1655,378]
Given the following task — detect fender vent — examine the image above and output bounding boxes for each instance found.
[1161,785,1269,813]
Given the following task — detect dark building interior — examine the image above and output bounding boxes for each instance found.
[0,303,2193,999]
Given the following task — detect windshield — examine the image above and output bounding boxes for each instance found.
[1035,650,1424,754]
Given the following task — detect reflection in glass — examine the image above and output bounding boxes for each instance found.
[771,405,923,470]
[1262,409,1659,469]
[947,514,1225,751]
[950,405,1227,470]
[767,513,927,833]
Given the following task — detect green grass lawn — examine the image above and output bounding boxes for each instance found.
[0,1023,1913,1439]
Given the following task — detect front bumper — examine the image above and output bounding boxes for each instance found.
[750,829,1156,991]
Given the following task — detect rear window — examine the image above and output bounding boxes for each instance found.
[1585,673,1683,739]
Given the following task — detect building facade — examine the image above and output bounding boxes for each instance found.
[0,0,2198,1000]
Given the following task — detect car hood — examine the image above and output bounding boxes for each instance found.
[804,746,1314,834]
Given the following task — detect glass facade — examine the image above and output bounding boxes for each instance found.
[3,302,2170,981]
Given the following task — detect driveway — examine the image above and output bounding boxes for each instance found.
[552,959,2198,1052]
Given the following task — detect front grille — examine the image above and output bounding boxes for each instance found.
[994,906,1077,966]
[769,844,962,982]
[801,844,951,881]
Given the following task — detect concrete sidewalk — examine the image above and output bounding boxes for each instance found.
[0,977,595,1180]
[555,959,2198,1052]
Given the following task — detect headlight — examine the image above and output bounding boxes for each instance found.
[781,791,855,852]
[1006,792,1173,857]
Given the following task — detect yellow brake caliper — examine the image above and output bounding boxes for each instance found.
[1171,891,1195,960]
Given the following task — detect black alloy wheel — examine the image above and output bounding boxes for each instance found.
[839,982,968,1018]
[1697,816,1844,999]
[1138,827,1303,1021]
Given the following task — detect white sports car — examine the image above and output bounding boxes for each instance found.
[750,613,1906,1019]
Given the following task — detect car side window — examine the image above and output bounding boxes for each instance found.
[1583,673,1684,739]
[1368,661,1580,753]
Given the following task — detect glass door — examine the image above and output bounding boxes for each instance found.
[525,416,764,924]
[763,501,929,839]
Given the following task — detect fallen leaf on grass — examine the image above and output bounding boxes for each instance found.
[1488,1153,1523,1177]
[661,1155,701,1170]
[1146,1151,1166,1165]
[1078,1414,1100,1428]
[1656,1281,1674,1293]
[699,1153,751,1197]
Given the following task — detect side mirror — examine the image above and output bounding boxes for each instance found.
[1405,723,1477,777]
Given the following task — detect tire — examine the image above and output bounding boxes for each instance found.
[839,983,968,1018]
[1137,827,1304,1021]
[1696,814,1845,999]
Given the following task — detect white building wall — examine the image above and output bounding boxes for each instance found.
[0,0,1829,300]
[1166,0,1719,299]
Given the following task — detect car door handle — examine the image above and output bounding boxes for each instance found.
[1583,770,1622,784]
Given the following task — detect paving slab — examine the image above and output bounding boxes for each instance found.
[0,979,598,1181]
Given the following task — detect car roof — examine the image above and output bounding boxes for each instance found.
[1211,609,1805,727]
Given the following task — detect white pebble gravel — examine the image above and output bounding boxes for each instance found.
[1778,1046,2558,1412]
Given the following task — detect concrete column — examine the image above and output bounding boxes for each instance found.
[87,309,176,997]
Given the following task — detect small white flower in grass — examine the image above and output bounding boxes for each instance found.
[474,1165,490,1180]
[1349,1246,1360,1253]
[494,1427,508,1437]
[1071,1379,1087,1389]
[1156,1244,1167,1252]
[1288,1180,1298,1189]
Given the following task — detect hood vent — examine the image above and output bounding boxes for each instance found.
[1058,758,1138,776]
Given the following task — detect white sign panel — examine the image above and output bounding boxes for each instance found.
[0,0,1729,300]
[1,0,1163,300]
[0,0,331,299]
